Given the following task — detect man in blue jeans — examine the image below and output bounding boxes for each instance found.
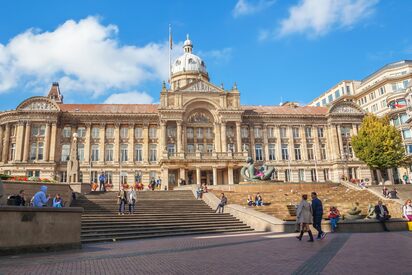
[311,192,326,240]
[99,172,106,192]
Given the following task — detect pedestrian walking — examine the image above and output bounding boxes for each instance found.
[311,192,326,239]
[117,187,127,215]
[296,194,314,242]
[215,193,227,213]
[128,187,137,214]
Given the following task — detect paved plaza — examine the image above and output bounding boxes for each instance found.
[0,231,411,275]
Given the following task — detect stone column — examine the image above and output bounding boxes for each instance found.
[177,121,182,153]
[221,122,227,153]
[159,121,166,160]
[23,122,31,162]
[114,124,120,163]
[196,167,201,185]
[179,168,185,186]
[249,124,255,160]
[213,167,218,185]
[263,125,269,161]
[228,167,234,185]
[49,123,57,162]
[162,168,169,190]
[2,124,10,163]
[99,123,106,163]
[15,122,25,162]
[0,125,3,162]
[276,126,282,161]
[128,124,135,163]
[214,123,221,152]
[300,126,307,160]
[84,124,91,164]
[327,125,336,161]
[337,125,343,159]
[143,124,149,163]
[236,122,242,153]
[44,123,51,162]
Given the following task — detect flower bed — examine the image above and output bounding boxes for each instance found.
[0,174,56,183]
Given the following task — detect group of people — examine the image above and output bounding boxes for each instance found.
[247,193,264,206]
[148,177,162,191]
[382,187,398,199]
[117,186,138,215]
[196,183,208,199]
[9,186,64,208]
[296,192,327,242]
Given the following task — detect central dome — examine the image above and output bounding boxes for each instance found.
[171,35,207,75]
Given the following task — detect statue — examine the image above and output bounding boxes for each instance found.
[365,204,376,219]
[240,157,275,181]
[67,133,80,183]
[345,202,362,220]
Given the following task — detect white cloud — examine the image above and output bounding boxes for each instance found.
[278,0,379,37]
[233,0,276,18]
[198,48,233,64]
[0,16,172,96]
[103,91,154,104]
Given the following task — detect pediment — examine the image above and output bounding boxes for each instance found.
[179,80,223,93]
[329,102,363,115]
[17,97,60,111]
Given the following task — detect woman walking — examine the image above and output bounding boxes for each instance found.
[296,194,314,242]
[128,187,137,214]
[403,199,412,221]
[117,186,127,215]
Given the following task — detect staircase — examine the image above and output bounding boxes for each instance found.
[72,190,252,243]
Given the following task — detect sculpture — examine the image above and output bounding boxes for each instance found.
[345,202,363,220]
[240,157,275,181]
[67,133,80,183]
[365,204,377,219]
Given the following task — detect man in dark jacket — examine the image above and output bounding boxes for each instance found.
[15,190,26,206]
[374,200,390,231]
[215,193,227,213]
[311,192,326,240]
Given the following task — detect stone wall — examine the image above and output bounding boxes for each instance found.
[0,206,83,255]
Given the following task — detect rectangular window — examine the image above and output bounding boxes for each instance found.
[294,144,301,160]
[323,169,329,181]
[207,144,213,153]
[241,127,249,138]
[91,127,100,139]
[226,126,234,138]
[268,127,275,138]
[285,169,291,182]
[298,169,305,182]
[27,170,40,178]
[120,144,128,162]
[149,127,157,139]
[268,144,276,160]
[292,127,300,138]
[334,90,340,99]
[317,127,324,138]
[346,85,351,94]
[322,98,327,106]
[37,142,44,160]
[254,127,262,138]
[196,128,203,139]
[328,94,334,102]
[311,169,317,182]
[167,126,176,138]
[63,127,71,138]
[135,144,143,161]
[321,144,327,160]
[167,144,175,155]
[91,144,99,161]
[187,128,194,139]
[205,128,213,139]
[120,172,127,185]
[380,100,386,108]
[307,144,314,160]
[61,144,70,161]
[255,144,263,161]
[120,127,129,139]
[406,144,412,155]
[281,144,289,160]
[242,143,249,153]
[31,124,46,137]
[149,144,157,162]
[187,144,194,153]
[30,143,37,161]
[305,127,312,138]
[227,143,234,153]
[77,127,86,138]
[134,127,143,138]
[280,127,287,138]
[77,143,84,161]
[105,144,114,161]
[198,144,204,153]
[60,171,67,183]
[402,129,412,139]
[379,86,385,95]
[105,127,114,139]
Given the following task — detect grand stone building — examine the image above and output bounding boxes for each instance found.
[0,36,370,189]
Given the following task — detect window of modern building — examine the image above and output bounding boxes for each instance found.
[294,144,301,160]
[322,98,327,106]
[105,144,114,161]
[346,85,351,94]
[334,90,340,99]
[241,127,249,138]
[77,143,84,161]
[323,168,329,181]
[298,169,305,182]
[379,86,385,95]
[307,144,314,160]
[316,102,321,107]
[105,127,114,139]
[402,129,412,139]
[268,127,275,138]
[305,127,312,138]
[120,127,129,139]
[120,144,128,162]
[63,127,71,138]
[31,124,46,137]
[77,127,86,138]
[317,127,324,138]
[328,94,333,103]
[311,169,317,182]
[91,144,99,161]
[61,144,70,161]
[187,128,194,139]
[254,127,262,138]
[281,144,289,160]
[268,144,276,160]
[380,100,386,108]
[135,144,143,161]
[134,127,143,139]
[292,127,300,138]
[280,127,287,138]
[91,127,100,139]
[321,144,327,160]
[405,144,412,155]
[149,127,157,139]
[400,113,409,124]
[255,144,263,161]
[149,144,157,162]
[369,92,376,101]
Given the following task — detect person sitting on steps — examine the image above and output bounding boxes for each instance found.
[374,200,390,231]
[255,193,263,206]
[402,199,412,221]
[247,195,255,206]
[215,193,227,214]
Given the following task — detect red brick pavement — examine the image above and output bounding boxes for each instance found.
[0,232,411,275]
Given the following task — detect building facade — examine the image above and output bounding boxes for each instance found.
[0,37,370,189]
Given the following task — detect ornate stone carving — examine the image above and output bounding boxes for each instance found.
[184,81,217,92]
[332,105,362,114]
[188,112,210,123]
[23,101,58,111]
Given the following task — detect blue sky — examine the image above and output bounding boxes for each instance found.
[0,0,411,110]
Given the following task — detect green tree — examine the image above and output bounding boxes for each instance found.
[352,114,410,175]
